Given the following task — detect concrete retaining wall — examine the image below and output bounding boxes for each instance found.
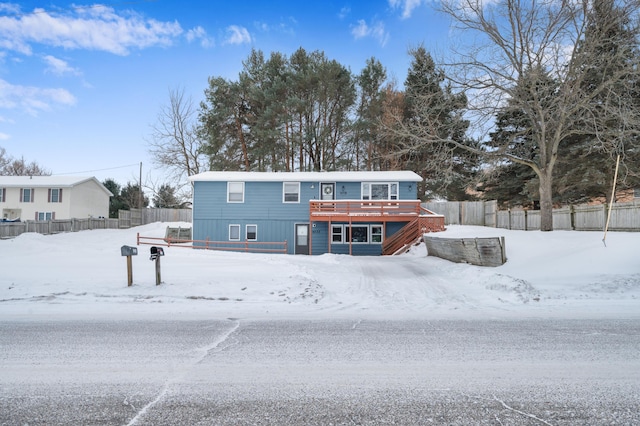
[424,236,507,267]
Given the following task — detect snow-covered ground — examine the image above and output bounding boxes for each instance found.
[1,222,638,320]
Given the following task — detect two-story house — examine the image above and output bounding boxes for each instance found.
[189,171,445,255]
[0,176,112,221]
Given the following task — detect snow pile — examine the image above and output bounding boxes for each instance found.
[1,222,638,320]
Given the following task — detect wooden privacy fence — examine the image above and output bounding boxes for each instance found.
[497,201,640,231]
[118,208,192,228]
[0,208,192,239]
[423,200,497,227]
[426,200,640,231]
[0,218,119,238]
[137,233,288,254]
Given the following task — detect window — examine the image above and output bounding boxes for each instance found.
[371,225,383,243]
[361,182,398,200]
[331,225,343,243]
[332,224,383,245]
[49,188,62,203]
[229,224,240,241]
[283,182,300,203]
[20,188,34,203]
[346,225,369,243]
[37,212,54,221]
[0,188,5,203]
[246,224,257,241]
[227,182,244,203]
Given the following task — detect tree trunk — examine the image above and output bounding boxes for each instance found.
[538,170,554,231]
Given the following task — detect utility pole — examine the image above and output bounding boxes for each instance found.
[139,162,143,209]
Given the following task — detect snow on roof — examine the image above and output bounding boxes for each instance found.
[0,176,113,195]
[189,171,422,182]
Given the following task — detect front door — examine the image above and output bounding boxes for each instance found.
[321,183,335,200]
[294,224,309,255]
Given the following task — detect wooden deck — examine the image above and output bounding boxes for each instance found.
[309,200,445,255]
[309,200,435,222]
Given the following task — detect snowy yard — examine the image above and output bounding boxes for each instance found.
[1,222,638,320]
[2,225,639,424]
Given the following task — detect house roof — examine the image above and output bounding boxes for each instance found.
[0,176,113,196]
[189,171,422,182]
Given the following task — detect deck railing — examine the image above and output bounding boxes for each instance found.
[310,200,436,218]
[137,233,288,254]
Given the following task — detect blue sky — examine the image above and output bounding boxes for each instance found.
[0,0,451,188]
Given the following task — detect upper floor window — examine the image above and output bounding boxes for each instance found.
[361,182,398,200]
[49,188,63,203]
[20,188,34,203]
[227,182,244,203]
[0,188,5,203]
[283,182,300,203]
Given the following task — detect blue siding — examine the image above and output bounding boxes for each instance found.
[192,178,419,255]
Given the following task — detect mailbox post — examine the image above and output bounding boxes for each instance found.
[150,246,164,285]
[120,245,138,286]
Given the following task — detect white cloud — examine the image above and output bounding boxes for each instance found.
[0,3,20,14]
[338,7,351,20]
[388,0,425,19]
[0,5,183,56]
[186,26,215,48]
[253,19,295,37]
[0,132,9,140]
[351,20,389,47]
[0,79,77,116]
[42,55,81,76]
[223,25,252,45]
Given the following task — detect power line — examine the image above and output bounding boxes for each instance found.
[53,163,140,175]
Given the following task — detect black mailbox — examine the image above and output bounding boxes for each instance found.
[150,246,165,260]
[121,245,138,256]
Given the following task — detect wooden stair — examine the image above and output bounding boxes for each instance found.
[382,215,446,255]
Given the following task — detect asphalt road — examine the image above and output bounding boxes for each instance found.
[1,318,639,425]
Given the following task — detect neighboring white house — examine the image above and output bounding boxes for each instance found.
[0,176,112,221]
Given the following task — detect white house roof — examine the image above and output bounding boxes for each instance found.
[0,176,113,196]
[189,171,422,182]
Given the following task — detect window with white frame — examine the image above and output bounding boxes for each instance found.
[49,188,62,203]
[283,182,300,203]
[0,188,5,202]
[229,224,241,241]
[331,224,383,245]
[331,225,343,243]
[20,188,34,203]
[227,182,244,203]
[37,212,54,221]
[246,224,257,241]
[361,182,398,200]
[371,225,383,243]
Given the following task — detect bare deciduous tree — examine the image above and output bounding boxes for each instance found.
[0,147,50,176]
[395,0,640,230]
[148,87,206,186]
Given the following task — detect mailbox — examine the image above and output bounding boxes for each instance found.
[121,245,138,257]
[150,246,164,260]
